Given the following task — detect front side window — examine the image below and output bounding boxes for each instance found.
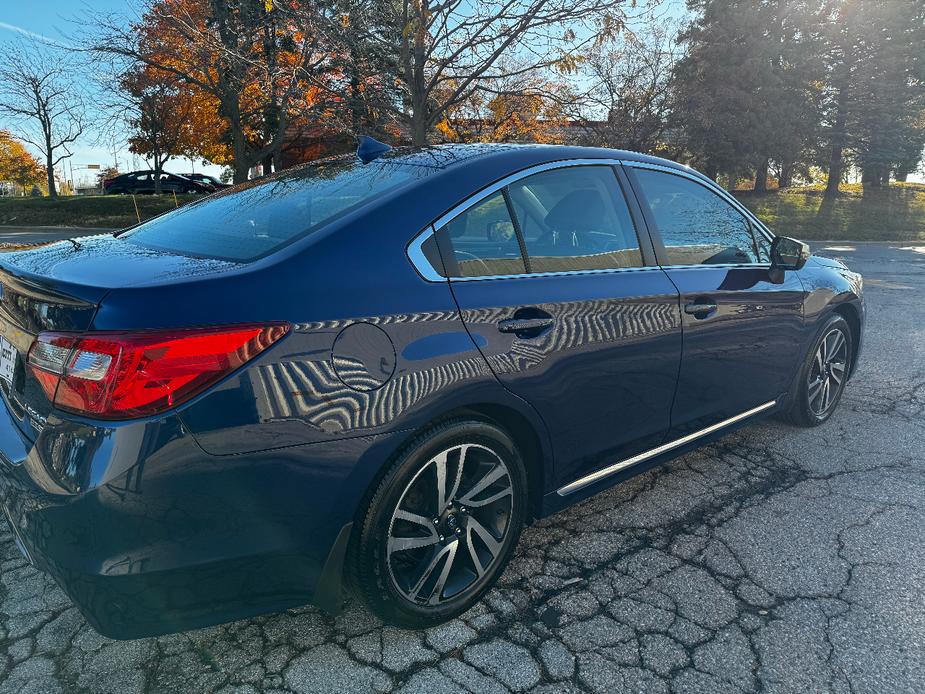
[433,165,642,278]
[632,168,769,266]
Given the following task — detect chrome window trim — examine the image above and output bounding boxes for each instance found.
[556,400,778,496]
[450,265,667,283]
[661,262,772,271]
[622,160,775,243]
[407,158,636,282]
[407,225,445,282]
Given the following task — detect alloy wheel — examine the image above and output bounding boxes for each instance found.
[807,327,848,417]
[386,443,514,606]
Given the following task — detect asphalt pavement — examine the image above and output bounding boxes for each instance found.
[0,238,923,693]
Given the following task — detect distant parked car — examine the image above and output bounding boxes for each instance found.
[103,171,212,195]
[180,173,231,191]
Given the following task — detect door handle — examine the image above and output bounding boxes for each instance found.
[497,317,555,337]
[684,302,718,317]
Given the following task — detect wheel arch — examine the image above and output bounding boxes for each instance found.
[832,301,861,378]
[348,403,550,535]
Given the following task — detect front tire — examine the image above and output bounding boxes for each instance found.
[351,419,527,627]
[785,314,852,427]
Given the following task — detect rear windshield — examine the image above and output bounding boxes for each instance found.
[120,157,434,262]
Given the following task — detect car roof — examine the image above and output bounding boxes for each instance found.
[371,143,695,177]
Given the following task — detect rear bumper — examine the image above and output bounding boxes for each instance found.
[0,402,397,639]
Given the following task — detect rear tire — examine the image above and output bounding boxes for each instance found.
[350,419,527,627]
[785,314,852,427]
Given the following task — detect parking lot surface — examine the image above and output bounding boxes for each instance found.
[1,241,923,693]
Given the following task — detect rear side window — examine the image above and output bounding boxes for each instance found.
[122,158,435,262]
[508,167,642,273]
[433,165,642,277]
[439,191,527,277]
[632,169,769,265]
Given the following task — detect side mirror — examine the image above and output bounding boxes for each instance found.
[770,236,810,271]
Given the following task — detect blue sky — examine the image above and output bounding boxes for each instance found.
[0,1,221,184]
[0,2,128,46]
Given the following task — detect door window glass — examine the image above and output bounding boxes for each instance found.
[508,166,643,272]
[437,191,526,277]
[633,169,769,265]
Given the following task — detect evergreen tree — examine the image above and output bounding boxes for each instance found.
[674,1,824,187]
[820,0,925,196]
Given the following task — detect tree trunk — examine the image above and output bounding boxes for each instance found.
[705,162,718,181]
[779,159,793,188]
[411,117,429,147]
[153,155,163,194]
[862,166,883,191]
[44,145,57,197]
[824,80,849,200]
[410,1,430,147]
[754,157,769,192]
[231,117,249,184]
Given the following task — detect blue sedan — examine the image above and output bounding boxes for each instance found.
[0,141,863,638]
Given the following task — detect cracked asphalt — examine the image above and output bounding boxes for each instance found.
[1,242,923,693]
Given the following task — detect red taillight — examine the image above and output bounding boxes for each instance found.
[27,324,289,419]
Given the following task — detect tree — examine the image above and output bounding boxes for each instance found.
[120,67,198,193]
[338,0,645,146]
[850,1,925,189]
[820,0,925,197]
[96,166,120,190]
[565,19,680,155]
[0,131,45,193]
[673,1,824,188]
[92,0,342,182]
[672,1,764,180]
[0,40,86,197]
[436,73,566,144]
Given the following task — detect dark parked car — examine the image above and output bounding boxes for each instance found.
[103,170,213,195]
[0,142,862,638]
[180,172,231,191]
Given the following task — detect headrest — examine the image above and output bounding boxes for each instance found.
[544,189,606,231]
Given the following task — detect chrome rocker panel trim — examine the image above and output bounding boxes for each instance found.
[556,400,778,496]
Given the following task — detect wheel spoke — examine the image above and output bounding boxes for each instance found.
[815,346,824,373]
[821,378,831,411]
[408,542,454,602]
[830,361,846,384]
[828,330,845,360]
[389,509,441,555]
[394,509,436,531]
[808,377,824,405]
[389,534,440,553]
[447,445,467,507]
[433,449,449,513]
[428,541,460,604]
[433,446,470,511]
[465,527,488,577]
[465,485,513,508]
[458,465,507,507]
[467,516,502,568]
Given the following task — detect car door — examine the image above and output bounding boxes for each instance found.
[132,173,154,194]
[427,162,683,491]
[625,164,805,437]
